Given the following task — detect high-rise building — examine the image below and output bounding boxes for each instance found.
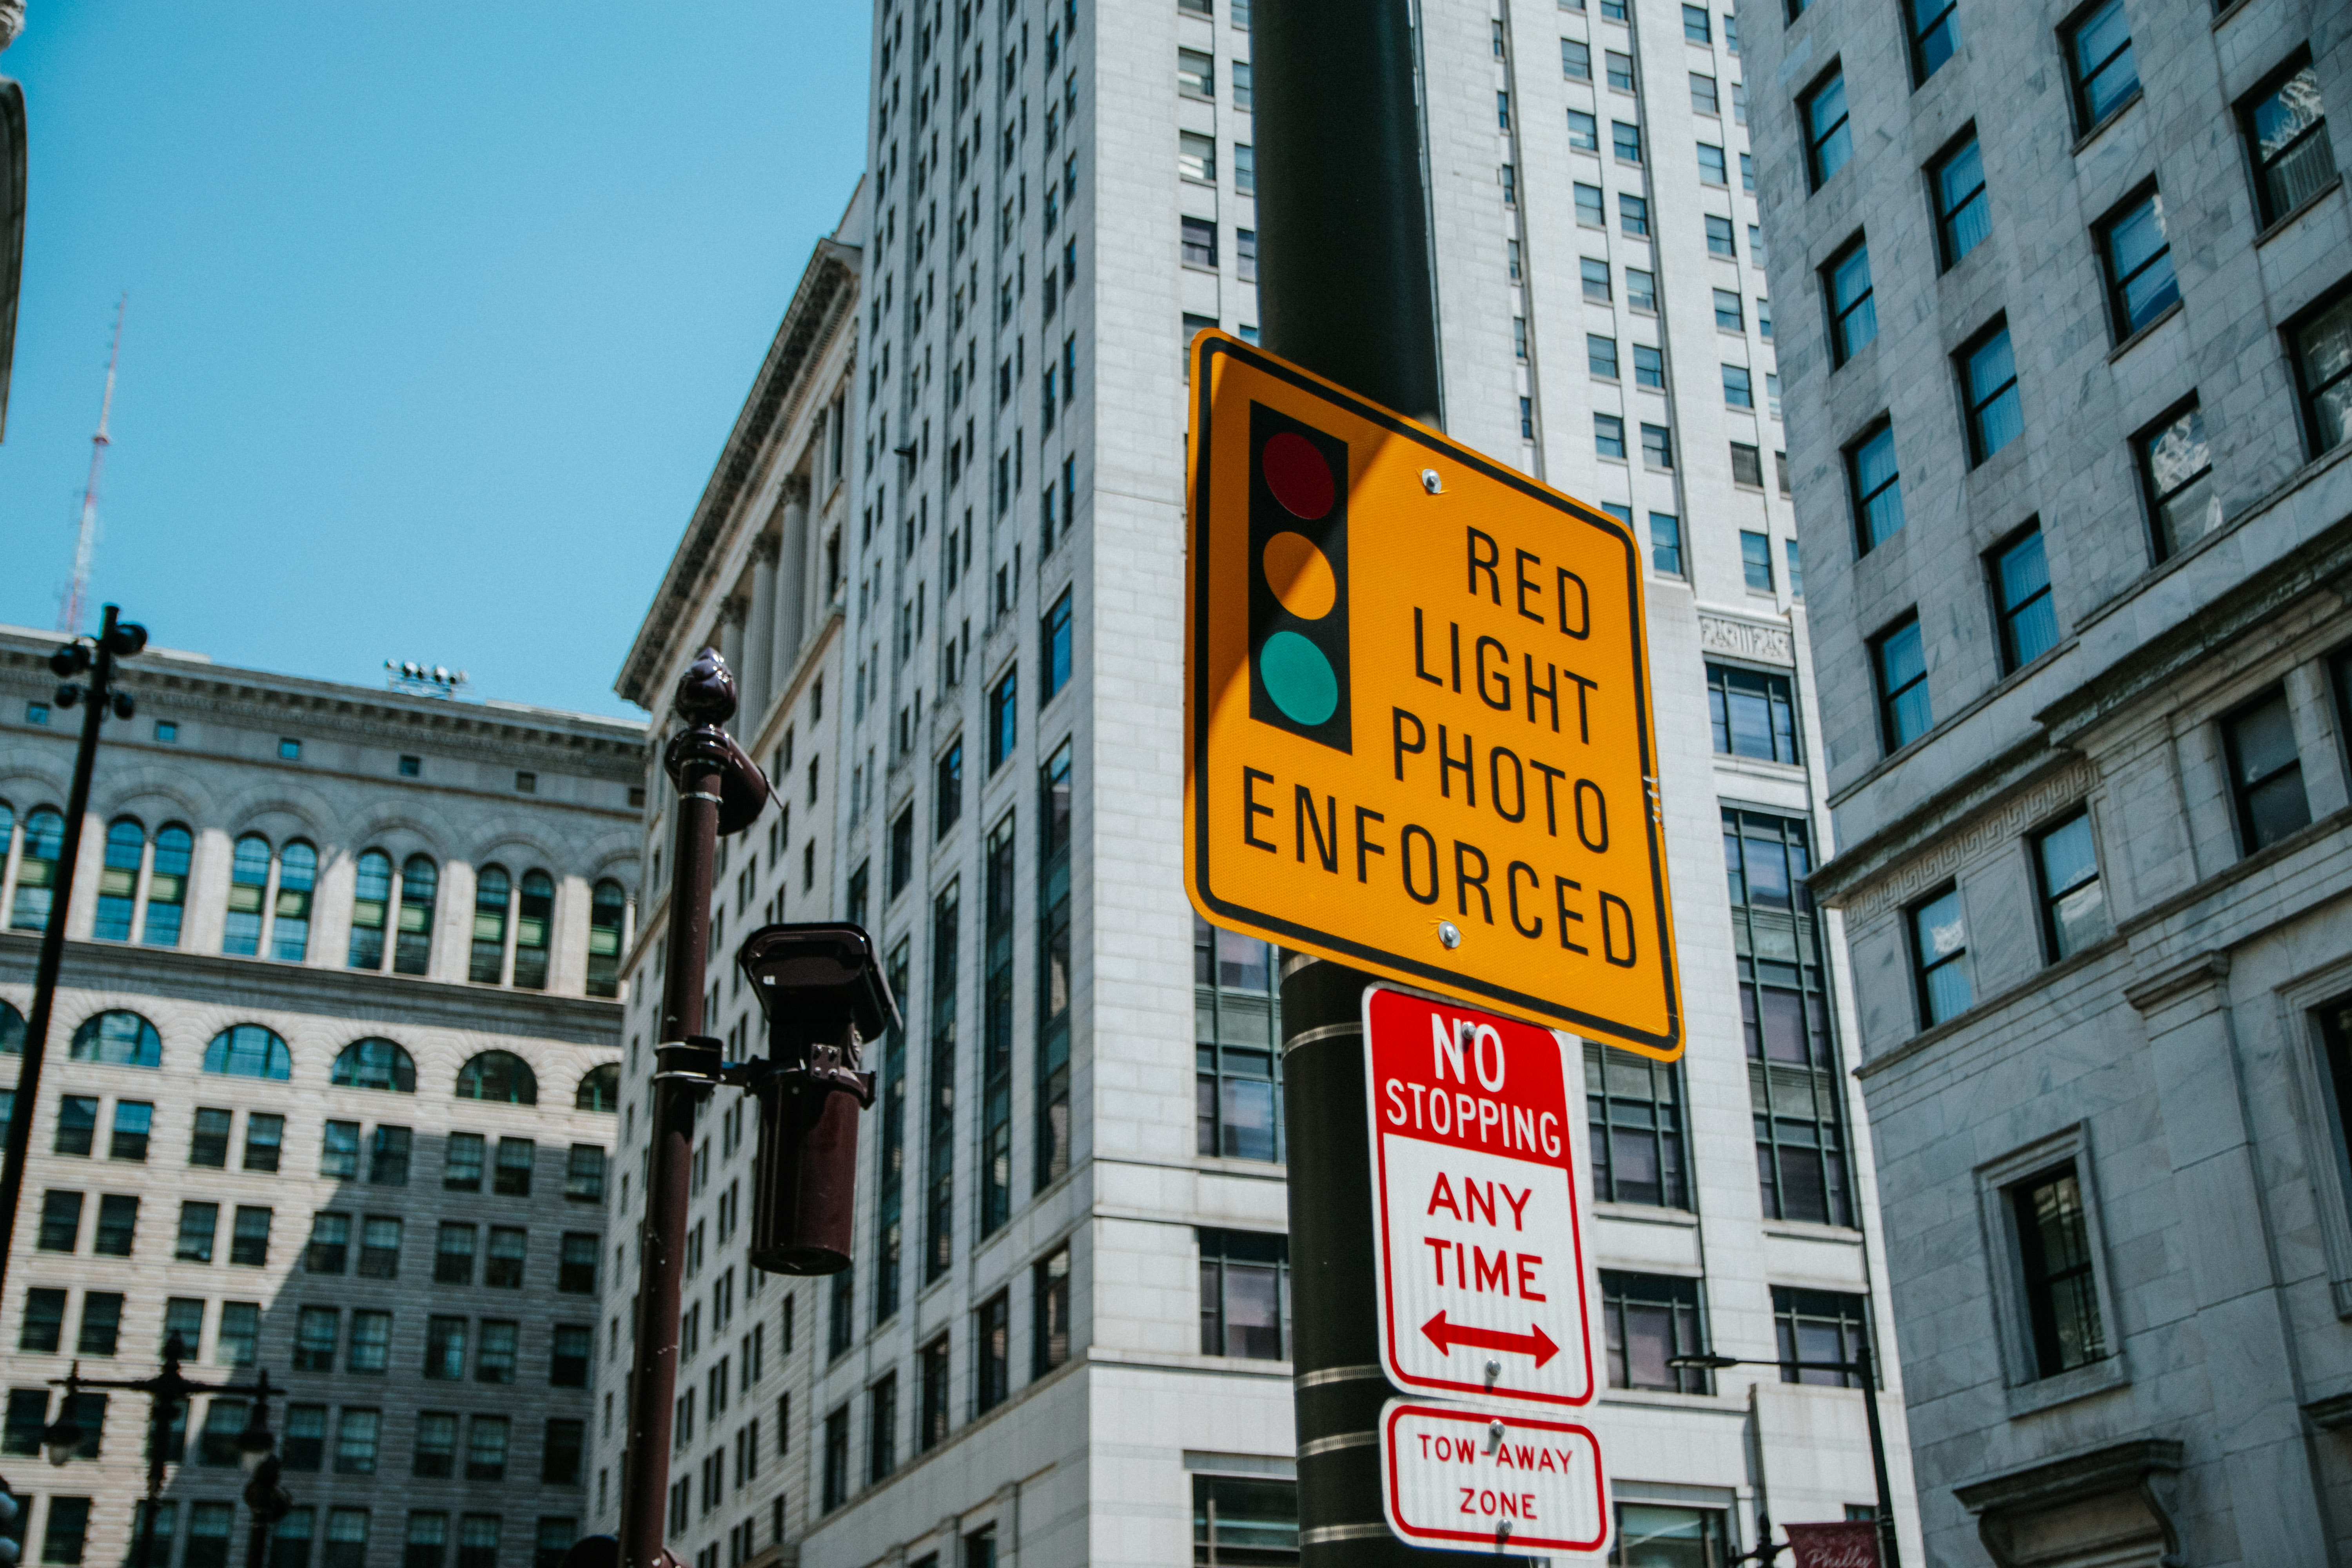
[0,627,642,1568]
[599,2,1924,1563]
[1743,0,2352,1563]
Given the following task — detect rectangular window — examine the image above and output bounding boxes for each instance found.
[1802,69,1850,189]
[1584,1043,1688,1208]
[1910,884,1973,1026]
[1594,414,1626,460]
[542,1418,585,1485]
[348,1311,390,1374]
[2291,284,2352,460]
[41,1498,89,1566]
[1681,3,1709,40]
[1234,143,1254,193]
[1641,423,1673,468]
[1235,227,1257,283]
[1722,365,1753,408]
[1874,613,1931,751]
[988,669,1018,771]
[2065,0,2137,131]
[1180,215,1216,269]
[284,1405,327,1472]
[1032,1247,1073,1377]
[1648,513,1683,577]
[1773,1288,1871,1387]
[436,1224,477,1285]
[927,886,960,1283]
[405,1514,447,1568]
[443,1133,484,1192]
[1042,591,1073,702]
[1730,441,1764,488]
[2099,188,2177,338]
[1619,194,1649,236]
[1573,182,1604,226]
[2010,1162,2107,1376]
[457,1517,498,1568]
[1612,120,1641,163]
[425,1318,468,1381]
[217,1304,259,1367]
[1786,539,1804,596]
[1580,258,1610,301]
[1632,344,1663,389]
[1849,424,1904,550]
[1709,664,1798,763]
[191,1107,232,1168]
[296,1308,341,1372]
[2138,400,2219,558]
[1563,39,1592,80]
[2243,57,2336,228]
[1564,109,1598,156]
[108,1100,151,1162]
[936,740,965,839]
[565,1145,606,1203]
[93,1194,136,1257]
[1826,239,1877,364]
[188,1505,234,1568]
[336,1410,382,1475]
[466,1417,510,1482]
[982,816,1016,1235]
[1961,323,2022,463]
[1739,532,1773,591]
[54,1097,95,1156]
[175,1200,216,1262]
[76,1291,122,1355]
[550,1326,592,1388]
[1690,71,1717,114]
[1193,1477,1299,1565]
[1926,136,1990,273]
[1198,1228,1290,1360]
[492,1137,532,1196]
[1627,269,1655,312]
[1601,1271,1707,1392]
[1038,745,1074,1192]
[1703,215,1734,257]
[1195,917,1282,1162]
[477,1321,519,1385]
[560,1233,600,1294]
[1588,334,1618,379]
[230,1206,272,1267]
[1178,131,1214,184]
[485,1227,527,1289]
[1231,58,1252,108]
[18,1288,63,1352]
[37,1190,81,1252]
[1605,50,1634,91]
[920,1335,950,1452]
[2032,808,2111,961]
[1176,47,1213,99]
[242,1113,284,1172]
[1990,526,2059,671]
[2223,687,2312,853]
[1713,289,1743,331]
[820,1408,850,1513]
[1698,142,1726,185]
[1908,0,1956,83]
[974,1292,1011,1415]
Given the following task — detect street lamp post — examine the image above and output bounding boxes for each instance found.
[1668,1346,1900,1568]
[0,604,146,1307]
[37,1336,285,1568]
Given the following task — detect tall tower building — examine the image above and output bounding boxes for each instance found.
[0,628,642,1568]
[1740,0,2352,1563]
[599,2,1925,1564]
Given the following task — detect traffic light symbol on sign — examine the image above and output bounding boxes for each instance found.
[1248,403,1352,753]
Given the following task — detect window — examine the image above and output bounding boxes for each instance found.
[1681,4,1709,40]
[887,807,915,900]
[469,867,510,984]
[218,1304,259,1367]
[1194,917,1281,1161]
[1690,71,1717,113]
[296,1308,341,1371]
[1583,334,1619,381]
[1178,131,1215,185]
[1580,258,1610,301]
[2223,687,2312,853]
[1873,614,1931,750]
[936,740,965,840]
[285,1406,327,1472]
[244,1114,284,1172]
[1991,526,2059,671]
[1198,1229,1289,1359]
[2032,808,2110,961]
[425,1318,468,1381]
[974,1291,1011,1415]
[41,1499,89,1566]
[919,1335,950,1452]
[2138,401,2219,557]
[1566,110,1598,153]
[1826,240,1877,364]
[187,1506,234,1568]
[2291,284,2352,460]
[1910,885,1973,1026]
[1739,534,1773,595]
[2010,1163,2108,1376]
[9,806,62,932]
[1601,1271,1707,1392]
[586,880,626,997]
[336,1410,382,1475]
[332,1038,417,1092]
[1907,0,1956,83]
[54,1096,96,1156]
[1709,664,1798,763]
[821,1406,851,1512]
[494,1136,535,1194]
[406,1514,448,1568]
[372,1126,414,1186]
[1712,289,1742,332]
[1633,344,1663,389]
[1722,365,1753,408]
[1802,70,1850,189]
[1042,591,1073,701]
[1231,58,1252,107]
[1177,47,1213,99]
[1573,182,1604,225]
[1619,193,1649,236]
[1038,745,1074,1191]
[1850,424,1904,550]
[1192,1476,1298,1565]
[565,1144,606,1202]
[2065,0,2137,131]
[175,1200,216,1261]
[486,1227,527,1289]
[561,1233,601,1294]
[1730,441,1764,488]
[19,1289,63,1350]
[1605,49,1633,92]
[988,668,1018,770]
[202,1024,291,1079]
[1235,228,1257,283]
[543,1418,585,1485]
[1641,423,1673,468]
[2243,58,2335,227]
[309,1213,351,1274]
[1584,1044,1688,1207]
[1926,134,1991,272]
[1773,1288,1870,1387]
[1704,215,1734,256]
[1698,142,1727,185]
[93,818,145,942]
[467,1417,510,1481]
[1180,216,1216,269]
[2099,189,2176,338]
[445,1133,485,1192]
[457,1518,498,1568]
[1594,414,1626,459]
[982,817,1016,1234]
[348,1311,390,1374]
[78,1291,123,1354]
[1233,143,1254,193]
[1648,513,1683,577]
[1612,120,1641,162]
[320,1119,359,1178]
[1961,323,2022,463]
[1563,39,1591,80]
[477,1321,519,1385]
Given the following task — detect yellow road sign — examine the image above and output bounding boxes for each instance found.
[1183,331,1682,1059]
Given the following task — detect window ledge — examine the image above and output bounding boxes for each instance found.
[2104,299,2183,363]
[2211,0,2257,28]
[2069,88,2142,157]
[1593,1201,1699,1228]
[2004,1353,2129,1418]
[1193,1154,1289,1180]
[2255,174,2344,247]
[1760,1219,1864,1244]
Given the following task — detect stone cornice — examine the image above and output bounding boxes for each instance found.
[0,930,624,1047]
[1696,611,1795,666]
[1810,733,2089,913]
[618,238,861,710]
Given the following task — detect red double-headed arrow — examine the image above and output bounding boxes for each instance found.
[1420,1311,1560,1368]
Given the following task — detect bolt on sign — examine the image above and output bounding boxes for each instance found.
[1183,330,1681,1058]
[1363,985,1596,1409]
[1379,1402,1608,1557]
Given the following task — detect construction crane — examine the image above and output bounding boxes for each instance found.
[59,294,125,635]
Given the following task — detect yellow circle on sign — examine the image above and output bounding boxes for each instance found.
[1263,532,1337,619]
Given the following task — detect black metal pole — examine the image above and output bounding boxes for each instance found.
[1254,1,1457,1561]
[0,604,141,1308]
[1857,1332,1900,1568]
[617,651,765,1568]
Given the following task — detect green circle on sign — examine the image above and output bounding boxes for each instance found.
[1260,630,1338,725]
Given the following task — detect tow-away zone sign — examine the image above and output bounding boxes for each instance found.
[1380,1401,1609,1556]
[1364,984,1595,1408]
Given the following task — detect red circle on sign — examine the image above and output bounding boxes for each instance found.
[1262,432,1335,520]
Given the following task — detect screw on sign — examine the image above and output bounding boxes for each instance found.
[1379,1402,1609,1557]
[1362,984,1596,1409]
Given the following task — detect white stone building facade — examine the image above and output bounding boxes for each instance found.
[0,628,643,1568]
[1741,0,2352,1561]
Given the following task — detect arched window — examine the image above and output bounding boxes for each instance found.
[330,1038,417,1093]
[513,871,555,991]
[224,833,272,955]
[575,1062,621,1112]
[395,855,438,976]
[70,1010,163,1068]
[274,842,318,962]
[93,817,145,941]
[587,880,628,998]
[348,850,392,969]
[145,825,193,948]
[202,1024,292,1080]
[470,865,511,984]
[455,1051,538,1105]
[11,806,65,931]
[2,999,27,1056]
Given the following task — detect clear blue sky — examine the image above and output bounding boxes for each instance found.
[0,2,869,720]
